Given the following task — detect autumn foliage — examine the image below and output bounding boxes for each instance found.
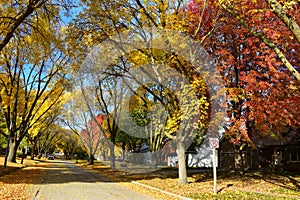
[186,0,300,145]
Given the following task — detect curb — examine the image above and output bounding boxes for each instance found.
[132,181,192,200]
[79,163,192,199]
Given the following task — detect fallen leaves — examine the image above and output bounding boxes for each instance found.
[0,156,45,200]
[1,157,299,200]
[80,161,300,200]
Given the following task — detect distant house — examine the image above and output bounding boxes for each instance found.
[126,137,218,168]
[124,129,300,172]
[219,129,300,172]
[253,130,300,172]
[167,137,218,168]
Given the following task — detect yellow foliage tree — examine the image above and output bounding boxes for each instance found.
[0,0,74,52]
[69,0,223,185]
[0,10,71,162]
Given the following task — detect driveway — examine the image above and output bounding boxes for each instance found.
[31,159,159,200]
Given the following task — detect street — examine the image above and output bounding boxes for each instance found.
[31,159,159,200]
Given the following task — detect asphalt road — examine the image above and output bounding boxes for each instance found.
[31,159,159,200]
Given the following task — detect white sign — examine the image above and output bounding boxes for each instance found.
[209,138,219,148]
[209,138,219,194]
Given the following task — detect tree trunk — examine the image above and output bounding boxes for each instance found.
[122,142,126,162]
[109,143,115,169]
[176,141,187,184]
[88,154,94,165]
[234,144,247,173]
[31,142,36,160]
[151,151,158,169]
[8,138,19,163]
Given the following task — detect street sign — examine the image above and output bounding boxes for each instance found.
[209,138,219,148]
[209,137,219,194]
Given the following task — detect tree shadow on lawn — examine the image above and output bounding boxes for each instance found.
[287,175,300,190]
[85,164,180,182]
[251,171,300,191]
[0,156,39,177]
[193,170,300,193]
[0,165,24,177]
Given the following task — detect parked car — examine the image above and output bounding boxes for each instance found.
[48,154,55,160]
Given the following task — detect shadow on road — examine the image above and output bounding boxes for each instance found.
[0,158,188,185]
[0,159,121,185]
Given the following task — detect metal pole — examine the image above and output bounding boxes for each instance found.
[213,147,217,194]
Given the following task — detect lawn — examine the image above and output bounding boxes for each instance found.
[80,161,300,200]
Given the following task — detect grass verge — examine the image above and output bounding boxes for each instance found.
[79,160,300,200]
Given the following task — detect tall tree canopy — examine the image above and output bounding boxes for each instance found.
[187,0,300,148]
[0,0,72,162]
[0,0,74,52]
[68,0,226,184]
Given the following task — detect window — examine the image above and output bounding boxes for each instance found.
[290,148,300,162]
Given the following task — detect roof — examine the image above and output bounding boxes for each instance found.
[251,129,300,148]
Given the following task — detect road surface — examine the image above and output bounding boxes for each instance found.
[31,159,159,200]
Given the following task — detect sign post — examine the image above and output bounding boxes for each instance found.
[210,138,219,194]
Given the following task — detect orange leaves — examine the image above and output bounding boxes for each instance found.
[227,118,251,145]
[242,48,250,54]
[264,10,272,18]
[184,0,300,147]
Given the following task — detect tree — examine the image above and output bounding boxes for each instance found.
[187,0,300,170]
[0,0,74,52]
[35,123,64,158]
[0,15,71,162]
[78,61,129,169]
[218,0,300,81]
[129,86,167,168]
[69,0,224,184]
[80,41,212,183]
[56,128,82,160]
[64,89,107,165]
[266,0,300,43]
[79,116,104,165]
[26,105,62,160]
[212,0,300,136]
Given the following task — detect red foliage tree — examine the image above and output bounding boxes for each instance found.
[186,0,300,147]
[80,114,106,164]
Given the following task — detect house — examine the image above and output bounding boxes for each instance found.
[253,130,300,172]
[124,128,223,168]
[125,137,218,168]
[218,138,260,171]
[122,129,300,172]
[167,137,218,168]
[219,129,300,172]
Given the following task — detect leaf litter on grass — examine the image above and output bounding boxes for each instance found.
[0,156,46,200]
[80,161,300,200]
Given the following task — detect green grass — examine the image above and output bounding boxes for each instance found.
[188,190,292,200]
[270,187,300,196]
